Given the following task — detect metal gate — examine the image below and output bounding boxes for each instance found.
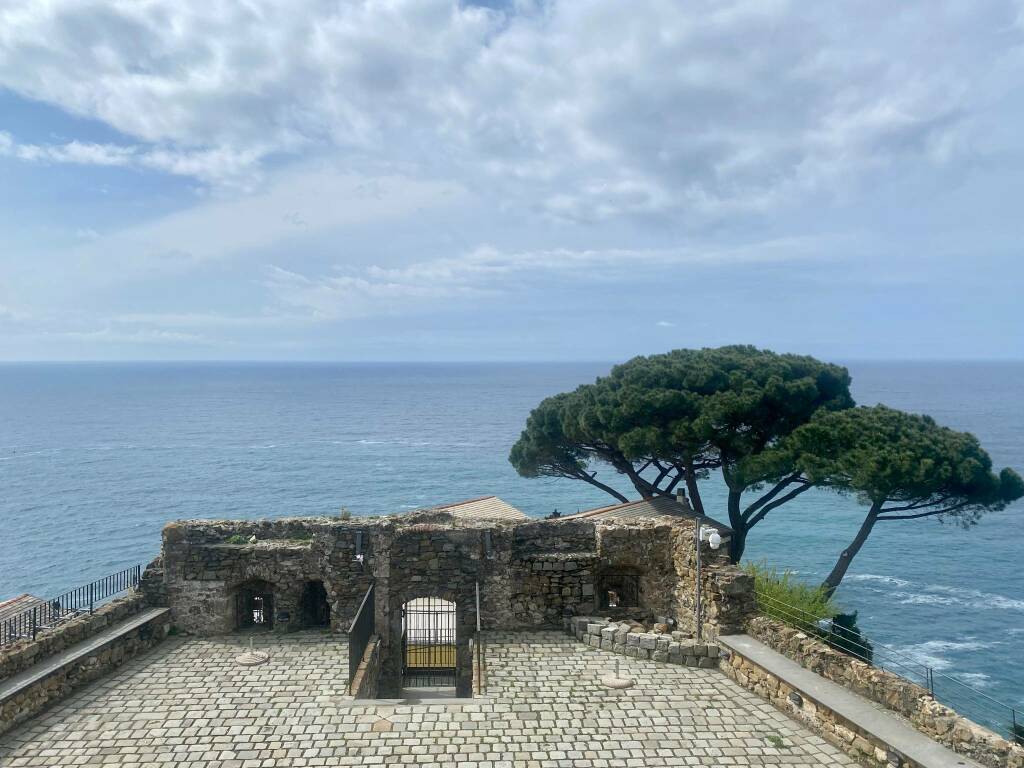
[401,597,456,688]
[235,585,274,630]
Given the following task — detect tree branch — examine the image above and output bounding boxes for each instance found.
[745,483,813,528]
[877,501,971,521]
[741,473,804,521]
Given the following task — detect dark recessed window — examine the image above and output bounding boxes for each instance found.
[599,573,640,609]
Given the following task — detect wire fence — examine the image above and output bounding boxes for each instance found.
[755,588,1022,743]
[1,565,143,648]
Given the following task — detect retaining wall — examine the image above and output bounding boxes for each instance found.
[740,616,1024,768]
[0,607,170,737]
[0,593,147,684]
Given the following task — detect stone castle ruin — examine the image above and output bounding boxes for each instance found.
[6,494,1023,768]
[147,494,754,697]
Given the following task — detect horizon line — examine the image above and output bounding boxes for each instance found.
[1,357,1023,365]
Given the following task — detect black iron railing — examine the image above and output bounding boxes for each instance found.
[755,588,1022,743]
[347,583,375,687]
[0,565,142,648]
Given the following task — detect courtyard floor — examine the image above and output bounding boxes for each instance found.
[0,630,860,767]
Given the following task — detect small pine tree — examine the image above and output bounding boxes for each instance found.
[829,611,873,663]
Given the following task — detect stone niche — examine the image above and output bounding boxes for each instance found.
[151,507,756,694]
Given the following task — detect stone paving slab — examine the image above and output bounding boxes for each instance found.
[0,629,860,767]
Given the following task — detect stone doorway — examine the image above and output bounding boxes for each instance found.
[401,597,457,689]
[234,580,275,631]
[300,580,330,628]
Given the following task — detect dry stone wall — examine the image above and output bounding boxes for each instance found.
[742,616,1024,768]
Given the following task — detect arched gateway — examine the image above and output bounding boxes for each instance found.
[401,597,457,689]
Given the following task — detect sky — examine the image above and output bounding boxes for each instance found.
[0,0,1022,362]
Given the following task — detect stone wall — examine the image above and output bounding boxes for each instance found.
[742,617,1024,768]
[509,553,597,626]
[161,518,373,635]
[0,593,147,684]
[349,636,381,698]
[375,525,485,697]
[670,521,756,639]
[158,510,757,696]
[0,605,170,737]
[721,643,902,767]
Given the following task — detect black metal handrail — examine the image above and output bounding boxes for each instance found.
[347,583,375,687]
[755,588,1022,742]
[1,565,143,648]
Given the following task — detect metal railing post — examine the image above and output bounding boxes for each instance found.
[89,582,94,614]
[31,606,37,640]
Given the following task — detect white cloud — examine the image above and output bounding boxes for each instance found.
[2,1,1017,215]
[55,164,466,285]
[262,237,826,320]
[656,320,675,328]
[0,130,265,185]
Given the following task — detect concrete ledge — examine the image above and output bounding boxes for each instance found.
[719,634,984,768]
[0,607,170,735]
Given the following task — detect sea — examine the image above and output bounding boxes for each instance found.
[1,361,1021,729]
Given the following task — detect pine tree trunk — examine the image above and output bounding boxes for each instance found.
[821,504,882,598]
[727,488,746,563]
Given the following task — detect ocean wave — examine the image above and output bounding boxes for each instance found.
[923,585,1024,612]
[847,574,911,587]
[893,592,958,606]
[949,672,992,688]
[892,638,998,671]
[854,574,1024,612]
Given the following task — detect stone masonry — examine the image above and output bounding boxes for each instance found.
[153,506,757,697]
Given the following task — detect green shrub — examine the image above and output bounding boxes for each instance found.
[744,561,876,663]
[743,561,837,632]
[225,534,247,545]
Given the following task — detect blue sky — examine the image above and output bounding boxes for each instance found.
[0,0,1022,361]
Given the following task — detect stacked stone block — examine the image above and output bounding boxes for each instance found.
[566,615,722,668]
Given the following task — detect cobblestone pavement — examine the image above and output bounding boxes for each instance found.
[0,630,860,767]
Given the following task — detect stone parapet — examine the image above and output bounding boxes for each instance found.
[0,607,170,737]
[0,592,147,684]
[743,617,1024,768]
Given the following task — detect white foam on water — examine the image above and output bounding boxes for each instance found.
[950,672,992,688]
[846,574,911,587]
[893,592,958,606]
[892,638,998,672]
[923,585,1024,612]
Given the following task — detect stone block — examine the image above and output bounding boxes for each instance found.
[697,656,718,669]
[651,649,669,662]
[626,633,640,647]
[684,655,699,667]
[639,634,657,650]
